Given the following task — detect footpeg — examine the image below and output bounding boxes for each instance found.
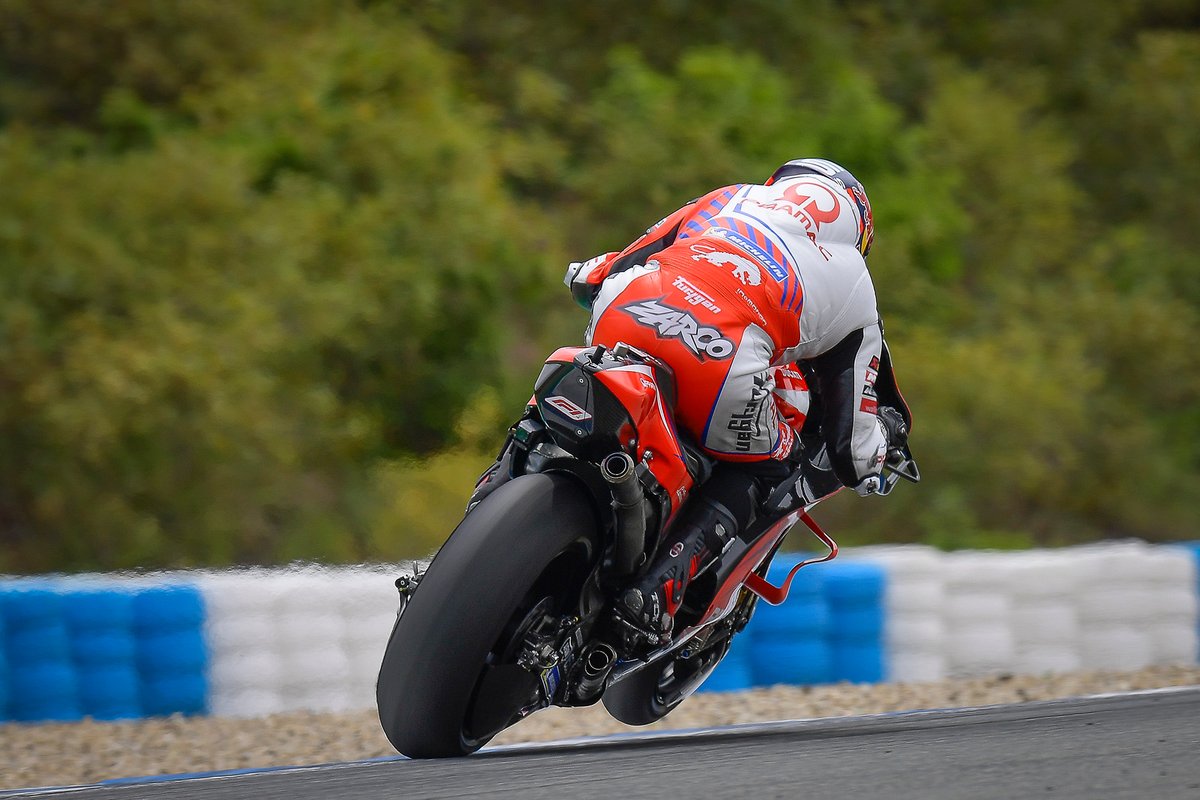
[621,588,645,615]
[610,608,665,656]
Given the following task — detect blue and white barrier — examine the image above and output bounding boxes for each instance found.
[704,541,1192,691]
[2,542,1197,721]
[195,567,398,717]
[0,579,208,722]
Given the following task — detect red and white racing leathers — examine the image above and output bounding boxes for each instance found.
[568,176,891,493]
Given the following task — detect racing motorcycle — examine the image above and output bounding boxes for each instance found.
[376,342,918,758]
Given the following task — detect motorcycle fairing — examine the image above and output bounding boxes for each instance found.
[532,344,702,524]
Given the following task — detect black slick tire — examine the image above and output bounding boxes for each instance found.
[376,473,599,758]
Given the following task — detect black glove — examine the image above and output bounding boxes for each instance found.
[878,405,908,449]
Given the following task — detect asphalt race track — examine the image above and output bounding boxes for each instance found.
[8,688,1200,800]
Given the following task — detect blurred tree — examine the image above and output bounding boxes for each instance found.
[1,0,1198,570]
[190,9,568,453]
[1081,31,1200,302]
[0,135,362,569]
[0,8,566,570]
[0,0,288,128]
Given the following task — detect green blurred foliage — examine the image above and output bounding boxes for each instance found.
[0,0,297,128]
[1,0,1197,571]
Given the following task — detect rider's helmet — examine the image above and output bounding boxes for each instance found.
[765,158,875,257]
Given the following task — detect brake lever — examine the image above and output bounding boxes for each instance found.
[883,445,921,485]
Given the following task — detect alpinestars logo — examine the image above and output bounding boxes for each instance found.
[620,299,735,361]
[728,373,772,452]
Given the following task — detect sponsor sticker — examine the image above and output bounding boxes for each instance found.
[620,299,735,361]
[863,356,879,399]
[746,178,846,252]
[540,663,561,699]
[545,395,592,421]
[736,288,768,326]
[728,373,772,452]
[671,275,722,314]
[780,182,842,233]
[689,245,762,286]
[700,228,789,283]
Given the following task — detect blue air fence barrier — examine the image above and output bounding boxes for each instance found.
[823,561,887,683]
[831,641,886,684]
[9,662,81,722]
[749,638,834,686]
[698,630,755,693]
[3,544,1193,722]
[0,608,8,720]
[141,672,209,717]
[8,614,73,661]
[132,586,205,632]
[746,553,830,639]
[78,664,142,721]
[132,586,209,716]
[745,553,834,686]
[65,589,142,720]
[1,586,82,722]
[137,629,208,674]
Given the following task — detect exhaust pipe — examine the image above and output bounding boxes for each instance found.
[601,451,645,576]
[573,642,617,701]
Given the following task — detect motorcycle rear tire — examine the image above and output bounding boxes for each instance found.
[376,473,599,758]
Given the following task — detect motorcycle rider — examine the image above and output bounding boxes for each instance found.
[562,158,911,643]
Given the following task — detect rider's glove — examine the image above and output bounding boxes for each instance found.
[856,406,909,497]
[878,405,908,452]
[564,259,587,285]
[563,253,615,310]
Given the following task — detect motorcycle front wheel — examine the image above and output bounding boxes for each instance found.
[376,473,600,758]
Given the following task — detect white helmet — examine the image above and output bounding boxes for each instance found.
[766,158,875,257]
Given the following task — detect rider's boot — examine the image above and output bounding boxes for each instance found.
[612,458,793,649]
[615,496,739,644]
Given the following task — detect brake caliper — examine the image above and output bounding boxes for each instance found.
[394,569,424,616]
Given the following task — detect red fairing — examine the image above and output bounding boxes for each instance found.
[593,365,694,520]
[544,346,587,364]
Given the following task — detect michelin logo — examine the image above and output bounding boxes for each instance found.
[702,228,789,283]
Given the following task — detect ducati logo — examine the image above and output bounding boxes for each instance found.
[620,299,735,361]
